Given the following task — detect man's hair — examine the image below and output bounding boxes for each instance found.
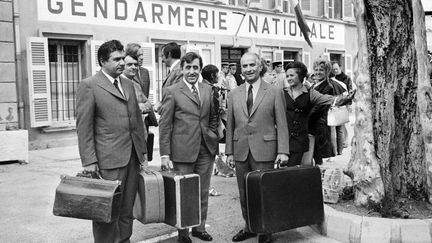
[313,58,332,74]
[125,43,141,60]
[180,52,203,69]
[202,64,219,82]
[162,42,181,59]
[98,40,124,66]
[285,61,308,82]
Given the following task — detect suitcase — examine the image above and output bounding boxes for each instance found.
[146,132,154,161]
[133,167,165,224]
[161,171,201,229]
[246,166,324,234]
[53,175,122,223]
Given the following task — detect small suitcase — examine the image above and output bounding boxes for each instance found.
[133,167,165,224]
[246,166,324,234]
[53,175,122,223]
[161,171,201,229]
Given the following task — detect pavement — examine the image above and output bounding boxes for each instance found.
[0,126,345,243]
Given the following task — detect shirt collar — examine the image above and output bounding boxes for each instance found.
[246,78,261,90]
[170,59,180,72]
[101,69,118,84]
[183,79,199,91]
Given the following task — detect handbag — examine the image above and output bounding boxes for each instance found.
[327,98,349,126]
[53,174,122,223]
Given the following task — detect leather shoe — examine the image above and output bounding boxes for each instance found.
[178,235,192,243]
[258,233,272,243]
[232,229,257,242]
[192,230,213,241]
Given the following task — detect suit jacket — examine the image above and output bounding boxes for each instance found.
[159,80,219,163]
[162,61,183,93]
[134,67,150,98]
[225,80,289,162]
[76,72,147,170]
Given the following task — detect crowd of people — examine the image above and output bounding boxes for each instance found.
[75,40,355,243]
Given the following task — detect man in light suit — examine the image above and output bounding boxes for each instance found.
[159,52,219,243]
[226,52,290,243]
[76,40,147,243]
[161,42,183,91]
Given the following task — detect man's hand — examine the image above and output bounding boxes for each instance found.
[275,154,289,167]
[161,156,173,171]
[83,163,99,172]
[227,155,235,168]
[139,154,148,168]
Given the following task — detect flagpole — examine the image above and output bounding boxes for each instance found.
[233,0,252,37]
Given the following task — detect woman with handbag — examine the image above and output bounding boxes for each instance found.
[281,61,355,167]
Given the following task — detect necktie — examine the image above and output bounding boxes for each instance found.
[114,79,124,97]
[191,84,200,106]
[247,85,253,115]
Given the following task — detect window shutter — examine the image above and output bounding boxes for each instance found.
[345,54,352,79]
[90,40,105,76]
[300,0,311,11]
[324,0,330,17]
[302,51,311,71]
[273,50,284,62]
[27,37,52,127]
[343,0,354,20]
[140,42,156,104]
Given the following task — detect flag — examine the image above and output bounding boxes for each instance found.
[290,0,313,48]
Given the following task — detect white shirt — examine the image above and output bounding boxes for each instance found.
[183,79,200,100]
[245,78,261,102]
[102,70,125,97]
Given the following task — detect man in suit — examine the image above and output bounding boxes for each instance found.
[226,52,290,243]
[161,42,183,91]
[159,52,219,243]
[76,40,147,243]
[125,43,151,98]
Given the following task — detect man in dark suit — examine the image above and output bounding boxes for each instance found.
[159,52,219,243]
[76,40,147,243]
[125,43,151,98]
[161,42,183,91]
[226,52,290,243]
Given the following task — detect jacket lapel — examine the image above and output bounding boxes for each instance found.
[239,84,248,116]
[198,82,207,116]
[249,80,267,117]
[179,81,200,106]
[95,72,127,101]
[119,76,130,101]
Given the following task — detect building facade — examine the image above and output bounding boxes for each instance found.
[3,0,357,148]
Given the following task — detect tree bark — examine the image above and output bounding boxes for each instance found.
[348,0,431,205]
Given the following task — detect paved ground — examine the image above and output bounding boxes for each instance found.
[0,125,352,243]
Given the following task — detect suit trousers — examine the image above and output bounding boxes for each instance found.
[174,142,214,236]
[92,147,140,243]
[235,151,274,232]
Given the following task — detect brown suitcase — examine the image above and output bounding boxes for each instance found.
[53,175,122,223]
[161,171,201,229]
[133,167,165,224]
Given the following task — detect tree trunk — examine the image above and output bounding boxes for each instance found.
[348,0,432,206]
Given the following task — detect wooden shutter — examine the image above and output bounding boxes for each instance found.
[300,0,311,12]
[273,50,284,62]
[90,40,105,75]
[345,54,353,79]
[140,42,156,104]
[302,51,311,71]
[27,37,52,127]
[343,0,354,20]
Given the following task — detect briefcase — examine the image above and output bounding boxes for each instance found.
[133,167,165,224]
[246,166,324,234]
[161,171,201,229]
[53,175,122,223]
[146,132,154,162]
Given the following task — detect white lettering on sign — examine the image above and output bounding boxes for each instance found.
[37,0,344,44]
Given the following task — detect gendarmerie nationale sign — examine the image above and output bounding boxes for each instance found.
[38,0,344,44]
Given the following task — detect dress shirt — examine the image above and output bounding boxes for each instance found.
[245,78,261,102]
[102,69,125,97]
[183,79,200,100]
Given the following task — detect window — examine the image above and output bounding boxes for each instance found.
[325,0,343,19]
[229,0,261,7]
[48,40,82,124]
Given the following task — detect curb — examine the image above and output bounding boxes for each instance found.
[312,205,432,243]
